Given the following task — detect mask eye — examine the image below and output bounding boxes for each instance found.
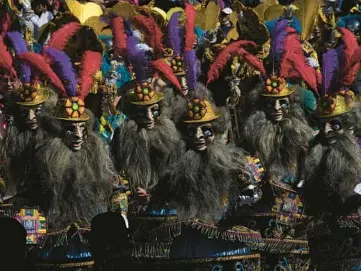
[266,100,273,109]
[280,99,289,109]
[202,127,213,138]
[137,108,146,118]
[188,127,196,137]
[152,107,160,118]
[35,106,43,115]
[330,120,342,131]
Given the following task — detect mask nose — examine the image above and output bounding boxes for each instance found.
[28,109,36,121]
[323,123,333,135]
[74,126,82,139]
[274,99,281,111]
[195,127,204,140]
[145,108,154,122]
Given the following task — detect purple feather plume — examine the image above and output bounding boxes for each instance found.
[184,50,198,91]
[5,31,28,55]
[5,31,31,83]
[127,36,151,83]
[271,19,289,60]
[322,47,341,94]
[218,0,225,10]
[168,12,182,55]
[44,47,77,96]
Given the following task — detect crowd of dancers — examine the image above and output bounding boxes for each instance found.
[1,0,361,270]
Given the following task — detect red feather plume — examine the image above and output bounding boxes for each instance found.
[133,15,163,55]
[184,3,196,53]
[0,37,17,78]
[16,52,65,92]
[279,29,318,91]
[78,51,102,99]
[0,12,10,36]
[151,59,182,92]
[47,22,80,50]
[111,17,127,56]
[207,40,265,85]
[339,27,361,86]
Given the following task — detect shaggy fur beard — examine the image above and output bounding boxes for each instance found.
[112,116,181,191]
[0,117,49,196]
[34,133,114,228]
[242,108,313,181]
[158,139,250,223]
[304,133,361,216]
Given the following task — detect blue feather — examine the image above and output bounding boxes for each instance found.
[168,12,182,55]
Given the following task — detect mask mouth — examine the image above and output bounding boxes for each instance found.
[71,139,83,151]
[26,120,38,130]
[141,120,155,130]
[193,140,207,151]
[269,112,283,121]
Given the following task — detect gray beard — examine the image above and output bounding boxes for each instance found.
[112,116,181,190]
[242,109,313,182]
[157,139,250,223]
[33,133,114,228]
[304,133,361,216]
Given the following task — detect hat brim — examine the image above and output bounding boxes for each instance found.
[261,87,295,97]
[183,114,220,123]
[55,113,90,122]
[130,91,164,105]
[16,92,49,106]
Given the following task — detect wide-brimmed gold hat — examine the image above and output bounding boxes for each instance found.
[183,98,220,123]
[54,97,89,121]
[128,81,164,105]
[315,90,355,118]
[261,76,295,97]
[16,83,50,106]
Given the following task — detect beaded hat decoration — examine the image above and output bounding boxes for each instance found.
[183,98,220,123]
[44,47,102,121]
[126,27,182,105]
[207,19,318,98]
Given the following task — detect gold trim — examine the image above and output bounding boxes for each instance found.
[158,253,261,265]
[35,261,94,268]
[261,85,295,97]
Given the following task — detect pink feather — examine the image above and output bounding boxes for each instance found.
[16,52,65,93]
[184,3,196,53]
[207,40,265,85]
[47,22,81,50]
[78,51,102,99]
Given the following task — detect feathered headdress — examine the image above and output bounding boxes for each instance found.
[0,36,17,78]
[126,31,182,105]
[47,22,81,50]
[313,28,361,118]
[5,31,31,83]
[132,14,164,56]
[44,47,102,121]
[13,51,67,106]
[111,16,127,56]
[207,19,317,97]
[166,4,199,92]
